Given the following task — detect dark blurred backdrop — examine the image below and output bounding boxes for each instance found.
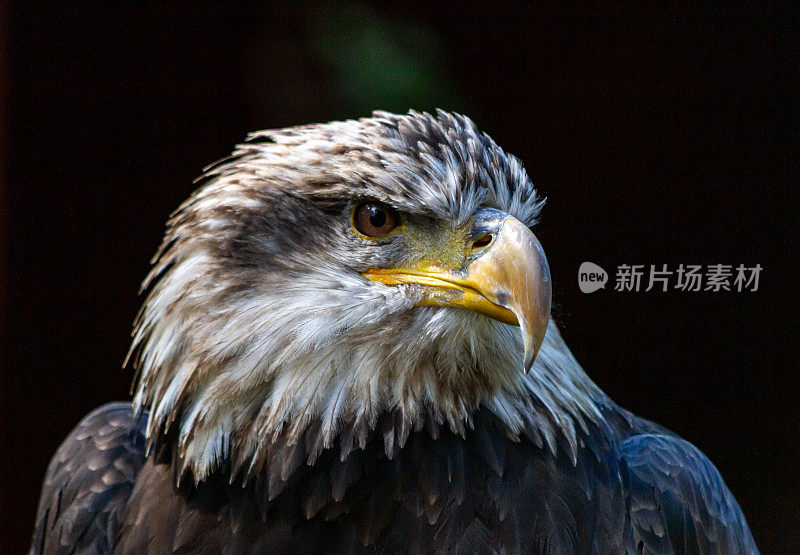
[1,3,797,552]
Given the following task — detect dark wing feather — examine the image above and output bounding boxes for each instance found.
[620,433,758,554]
[30,402,146,554]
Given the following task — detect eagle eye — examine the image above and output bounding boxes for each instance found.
[352,202,399,238]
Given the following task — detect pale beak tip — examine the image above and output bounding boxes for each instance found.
[519,316,548,374]
[523,351,535,374]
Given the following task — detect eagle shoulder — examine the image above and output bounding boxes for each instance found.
[30,402,146,554]
[620,433,758,553]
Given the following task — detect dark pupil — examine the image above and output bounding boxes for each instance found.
[369,206,387,228]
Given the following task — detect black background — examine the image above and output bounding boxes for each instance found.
[1,3,797,552]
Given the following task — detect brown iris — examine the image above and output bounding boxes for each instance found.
[353,202,398,238]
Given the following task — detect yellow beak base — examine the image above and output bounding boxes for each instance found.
[362,214,551,372]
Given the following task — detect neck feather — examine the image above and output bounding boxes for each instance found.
[132,291,606,483]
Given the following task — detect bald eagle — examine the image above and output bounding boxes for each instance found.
[32,111,756,553]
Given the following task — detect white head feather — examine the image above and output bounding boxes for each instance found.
[128,110,605,482]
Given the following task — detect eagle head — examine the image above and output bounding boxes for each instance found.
[129,110,599,482]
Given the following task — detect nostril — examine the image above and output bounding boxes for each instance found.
[472,234,493,250]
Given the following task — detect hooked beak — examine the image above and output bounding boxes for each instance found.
[363,209,552,372]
